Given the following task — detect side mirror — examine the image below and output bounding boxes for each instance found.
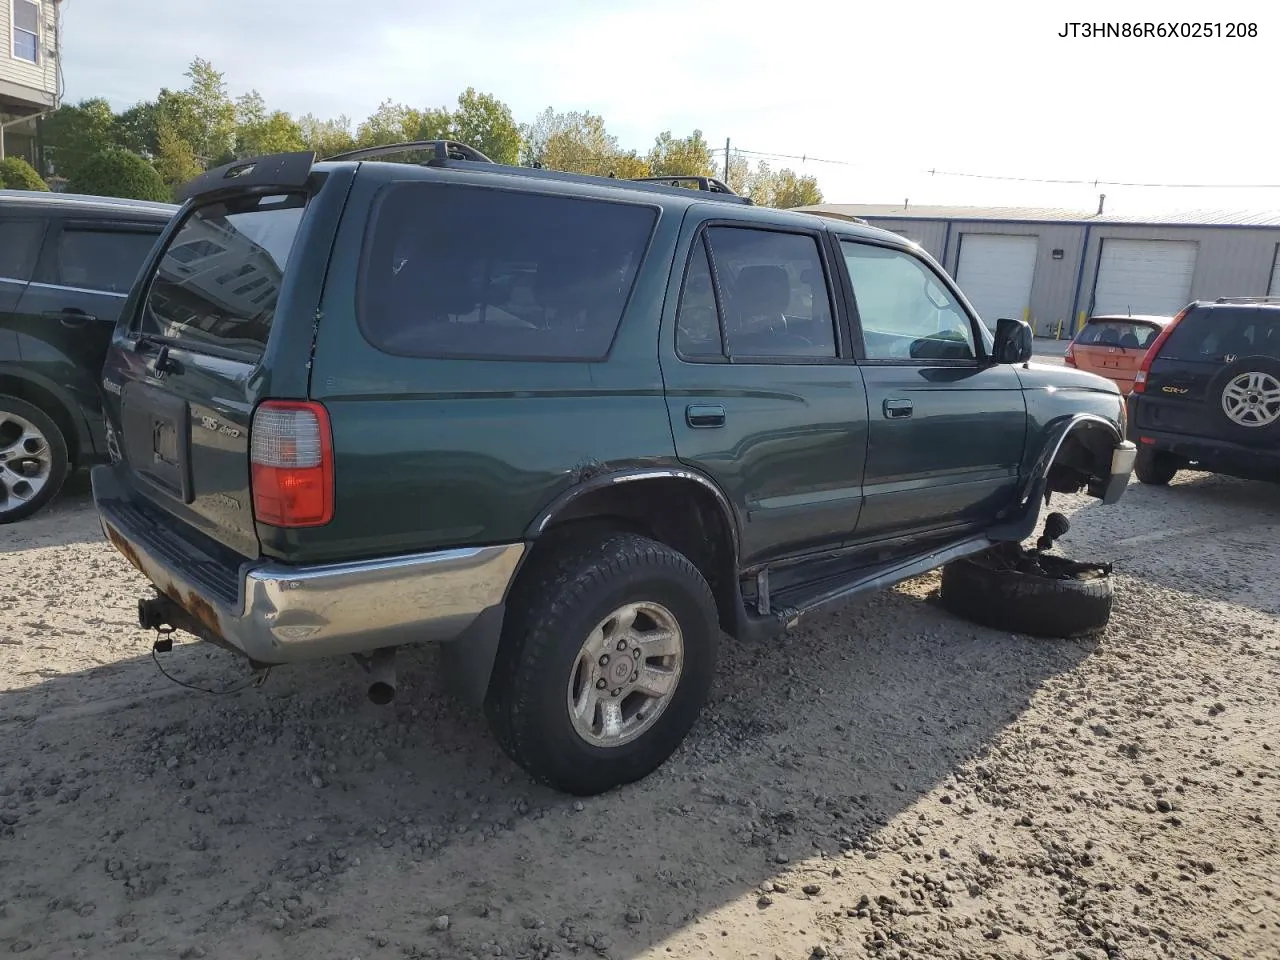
[992,316,1034,364]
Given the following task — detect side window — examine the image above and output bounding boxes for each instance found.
[359,182,658,361]
[57,227,161,294]
[704,226,837,359]
[0,219,45,282]
[675,239,724,358]
[141,193,305,357]
[841,241,976,361]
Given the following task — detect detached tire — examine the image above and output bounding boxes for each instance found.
[940,547,1113,639]
[485,532,719,796]
[1134,446,1178,486]
[0,395,70,524]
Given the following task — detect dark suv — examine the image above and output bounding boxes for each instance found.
[1,189,176,522]
[92,142,1136,795]
[1129,297,1280,486]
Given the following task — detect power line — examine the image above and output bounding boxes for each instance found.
[710,144,1280,190]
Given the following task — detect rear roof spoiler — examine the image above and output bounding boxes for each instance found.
[176,151,317,204]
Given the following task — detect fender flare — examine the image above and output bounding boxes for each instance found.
[988,413,1122,542]
[0,362,98,462]
[525,465,742,560]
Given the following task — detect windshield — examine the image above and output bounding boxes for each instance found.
[1076,320,1162,349]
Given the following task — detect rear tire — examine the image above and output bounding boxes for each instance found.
[940,546,1113,639]
[484,532,719,796]
[1134,446,1178,486]
[0,395,70,524]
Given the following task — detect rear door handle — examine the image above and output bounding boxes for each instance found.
[44,308,96,327]
[686,403,726,428]
[883,398,913,419]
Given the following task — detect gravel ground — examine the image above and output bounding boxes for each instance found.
[2,470,1279,960]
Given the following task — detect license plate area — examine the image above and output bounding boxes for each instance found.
[121,382,193,503]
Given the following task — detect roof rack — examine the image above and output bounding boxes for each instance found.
[1214,296,1280,305]
[323,140,496,165]
[626,175,746,199]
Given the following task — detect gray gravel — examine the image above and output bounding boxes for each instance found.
[2,469,1279,959]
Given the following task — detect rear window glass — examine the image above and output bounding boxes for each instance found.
[1159,308,1280,361]
[0,219,44,281]
[141,193,305,357]
[358,182,658,361]
[1076,320,1162,350]
[58,227,160,294]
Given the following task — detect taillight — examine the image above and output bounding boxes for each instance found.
[1064,343,1077,367]
[1132,305,1190,394]
[250,400,334,527]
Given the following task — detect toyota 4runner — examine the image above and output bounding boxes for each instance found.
[92,142,1136,795]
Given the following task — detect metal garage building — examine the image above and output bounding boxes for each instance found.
[797,204,1280,338]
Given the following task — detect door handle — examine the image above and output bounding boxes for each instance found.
[43,308,96,327]
[686,403,726,428]
[883,398,913,419]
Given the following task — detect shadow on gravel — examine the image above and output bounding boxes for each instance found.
[0,580,1098,958]
[1062,472,1280,616]
[3,471,101,553]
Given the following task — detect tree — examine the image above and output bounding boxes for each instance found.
[235,91,305,158]
[117,100,160,156]
[356,100,428,147]
[152,115,202,195]
[0,157,48,190]
[43,98,120,181]
[70,149,170,202]
[298,114,357,158]
[451,88,521,164]
[183,57,237,164]
[770,168,823,208]
[529,108,650,178]
[647,130,715,179]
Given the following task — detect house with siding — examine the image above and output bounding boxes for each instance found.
[1,0,59,168]
[799,203,1280,339]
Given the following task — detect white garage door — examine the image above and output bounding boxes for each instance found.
[955,234,1038,332]
[1269,245,1280,295]
[1092,239,1197,317]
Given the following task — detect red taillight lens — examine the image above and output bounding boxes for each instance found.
[250,400,333,527]
[1132,304,1190,394]
[1064,344,1077,367]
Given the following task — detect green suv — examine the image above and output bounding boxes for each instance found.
[92,142,1136,795]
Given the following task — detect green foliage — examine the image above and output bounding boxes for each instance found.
[44,98,120,181]
[648,130,715,179]
[70,149,170,202]
[525,108,650,179]
[0,157,48,191]
[298,114,356,159]
[451,88,521,165]
[38,57,825,207]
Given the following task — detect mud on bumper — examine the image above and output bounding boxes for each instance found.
[91,466,524,666]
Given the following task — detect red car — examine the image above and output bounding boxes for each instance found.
[1065,314,1172,394]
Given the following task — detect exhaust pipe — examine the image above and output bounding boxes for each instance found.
[356,648,397,705]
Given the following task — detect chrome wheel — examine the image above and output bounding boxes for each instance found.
[1221,371,1280,427]
[566,600,684,748]
[0,411,53,515]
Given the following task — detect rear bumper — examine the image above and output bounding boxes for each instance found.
[1134,429,1280,478]
[91,465,525,665]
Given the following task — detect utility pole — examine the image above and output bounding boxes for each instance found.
[724,137,730,184]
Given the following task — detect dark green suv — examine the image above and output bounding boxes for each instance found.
[92,142,1136,795]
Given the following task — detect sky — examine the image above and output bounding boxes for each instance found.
[57,0,1278,215]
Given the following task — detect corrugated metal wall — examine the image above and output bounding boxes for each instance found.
[864,217,1280,338]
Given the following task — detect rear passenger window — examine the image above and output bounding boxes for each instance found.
[703,227,837,359]
[0,219,44,281]
[57,228,160,294]
[140,193,305,357]
[359,182,658,361]
[676,239,724,358]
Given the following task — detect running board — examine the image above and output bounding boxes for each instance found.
[737,534,996,641]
